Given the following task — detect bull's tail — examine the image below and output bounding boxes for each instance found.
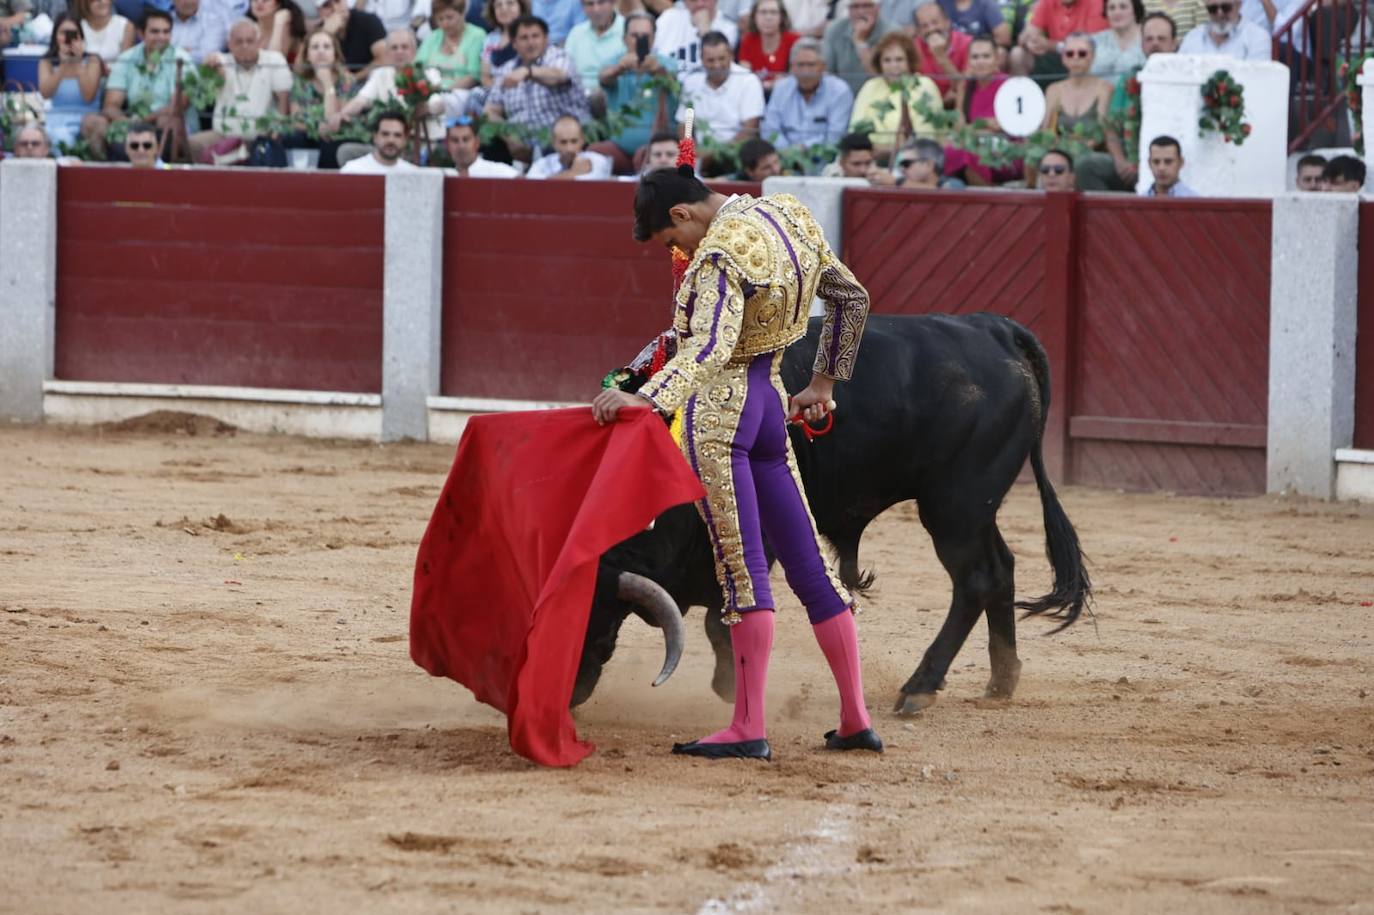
[1009,322,1092,632]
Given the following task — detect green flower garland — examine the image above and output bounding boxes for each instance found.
[1198,70,1251,146]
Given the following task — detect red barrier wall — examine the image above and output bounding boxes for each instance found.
[55,169,385,393]
[1356,202,1374,450]
[842,189,1270,495]
[439,179,758,403]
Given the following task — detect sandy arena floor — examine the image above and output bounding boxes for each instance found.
[1,418,1371,915]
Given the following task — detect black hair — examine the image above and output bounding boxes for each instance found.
[140,7,173,29]
[1148,134,1181,156]
[511,14,549,35]
[1103,0,1146,23]
[373,110,410,135]
[648,130,679,146]
[126,121,157,137]
[1041,148,1074,171]
[738,137,776,172]
[1323,154,1366,186]
[633,168,711,242]
[700,29,731,51]
[1142,11,1176,38]
[838,132,872,154]
[1296,153,1327,171]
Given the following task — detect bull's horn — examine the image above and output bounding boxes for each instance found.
[617,572,684,688]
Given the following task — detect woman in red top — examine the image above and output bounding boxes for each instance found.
[735,0,799,94]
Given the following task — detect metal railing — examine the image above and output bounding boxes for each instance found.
[1275,0,1370,151]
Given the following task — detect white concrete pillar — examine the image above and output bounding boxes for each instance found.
[761,175,867,316]
[1267,192,1359,497]
[0,159,58,423]
[1138,55,1289,196]
[1359,59,1374,191]
[381,169,445,442]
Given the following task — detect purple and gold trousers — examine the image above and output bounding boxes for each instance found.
[681,350,853,625]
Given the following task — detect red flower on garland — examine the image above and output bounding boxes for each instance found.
[1198,70,1251,147]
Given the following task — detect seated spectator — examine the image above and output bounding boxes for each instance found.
[88,9,194,160]
[640,129,680,172]
[849,32,940,153]
[527,114,612,177]
[1091,0,1144,78]
[677,29,763,142]
[1035,146,1075,189]
[443,114,521,175]
[914,1,972,103]
[1321,154,1366,192]
[737,0,799,94]
[1039,32,1123,190]
[417,0,488,91]
[171,0,231,63]
[823,0,891,94]
[944,34,1022,184]
[78,0,136,66]
[288,28,356,169]
[484,15,590,129]
[123,120,166,167]
[371,0,429,32]
[249,0,305,63]
[1294,153,1325,191]
[1102,10,1173,187]
[341,110,420,171]
[596,10,677,167]
[656,0,740,74]
[785,0,837,39]
[334,29,419,131]
[566,0,624,96]
[762,37,852,147]
[0,0,28,48]
[1143,0,1204,36]
[480,0,529,88]
[735,135,782,177]
[867,136,962,186]
[828,130,874,176]
[38,13,104,149]
[316,0,385,74]
[1177,0,1268,59]
[532,0,587,44]
[998,0,1037,43]
[1141,133,1195,195]
[190,19,292,163]
[938,0,1011,49]
[1011,0,1108,78]
[12,125,52,158]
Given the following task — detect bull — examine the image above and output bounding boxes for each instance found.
[581,313,1091,715]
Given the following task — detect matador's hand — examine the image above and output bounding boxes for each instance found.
[592,388,650,425]
[788,374,838,425]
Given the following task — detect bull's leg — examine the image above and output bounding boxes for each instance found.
[984,527,1022,699]
[704,603,734,702]
[895,532,994,715]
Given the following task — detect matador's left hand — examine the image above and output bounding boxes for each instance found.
[592,388,650,425]
[788,374,838,425]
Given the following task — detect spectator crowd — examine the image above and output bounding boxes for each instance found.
[0,0,1366,192]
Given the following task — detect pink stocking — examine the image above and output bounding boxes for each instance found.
[698,609,774,744]
[812,609,872,737]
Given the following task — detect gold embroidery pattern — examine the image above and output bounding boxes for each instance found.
[639,254,746,416]
[814,260,870,381]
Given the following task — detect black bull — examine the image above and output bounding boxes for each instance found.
[578,313,1091,715]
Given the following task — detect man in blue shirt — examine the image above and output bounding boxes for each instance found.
[598,10,677,160]
[761,37,853,148]
[170,0,230,63]
[532,0,586,44]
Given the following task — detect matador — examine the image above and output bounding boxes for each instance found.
[591,166,882,761]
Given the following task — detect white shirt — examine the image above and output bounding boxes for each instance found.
[654,3,740,73]
[1177,20,1273,59]
[444,158,522,178]
[527,149,613,179]
[82,15,132,63]
[213,50,294,139]
[341,153,422,174]
[676,65,765,142]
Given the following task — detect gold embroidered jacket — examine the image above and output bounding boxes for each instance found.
[637,194,870,416]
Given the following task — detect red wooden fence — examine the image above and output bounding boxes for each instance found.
[439,179,758,403]
[1357,202,1374,450]
[54,169,385,393]
[842,188,1271,495]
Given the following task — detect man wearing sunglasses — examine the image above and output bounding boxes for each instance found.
[12,125,52,159]
[1177,0,1270,59]
[1036,148,1075,191]
[123,122,165,169]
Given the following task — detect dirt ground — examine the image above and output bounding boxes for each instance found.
[1,417,1372,915]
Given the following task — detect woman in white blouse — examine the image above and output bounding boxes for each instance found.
[76,0,135,67]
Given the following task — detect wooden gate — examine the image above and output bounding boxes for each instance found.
[1356,201,1374,450]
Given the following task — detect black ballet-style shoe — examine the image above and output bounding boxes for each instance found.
[671,738,772,761]
[823,728,884,753]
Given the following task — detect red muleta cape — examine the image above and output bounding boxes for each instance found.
[409,407,705,767]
